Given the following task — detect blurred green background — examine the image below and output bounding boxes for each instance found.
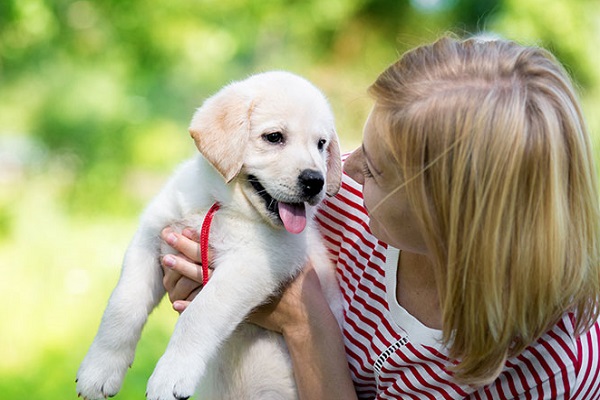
[1,0,599,398]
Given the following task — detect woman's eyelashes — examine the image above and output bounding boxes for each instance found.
[362,161,375,178]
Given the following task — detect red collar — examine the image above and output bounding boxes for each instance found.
[200,202,220,285]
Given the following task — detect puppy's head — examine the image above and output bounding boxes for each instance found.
[189,71,341,234]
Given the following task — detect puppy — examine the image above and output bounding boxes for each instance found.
[76,71,344,400]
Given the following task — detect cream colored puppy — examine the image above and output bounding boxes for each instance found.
[76,71,343,400]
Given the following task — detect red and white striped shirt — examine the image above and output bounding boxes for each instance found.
[316,172,600,399]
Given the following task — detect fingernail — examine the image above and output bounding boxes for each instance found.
[163,255,176,268]
[182,228,195,239]
[173,301,186,313]
[165,233,178,246]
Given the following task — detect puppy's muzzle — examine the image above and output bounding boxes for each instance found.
[299,169,325,197]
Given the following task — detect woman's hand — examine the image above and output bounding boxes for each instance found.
[161,227,206,313]
[247,263,327,336]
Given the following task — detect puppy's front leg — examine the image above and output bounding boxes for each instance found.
[76,228,165,399]
[146,251,296,400]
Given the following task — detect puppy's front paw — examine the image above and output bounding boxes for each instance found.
[76,347,132,400]
[146,354,204,400]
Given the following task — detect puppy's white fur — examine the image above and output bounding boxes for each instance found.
[76,71,343,400]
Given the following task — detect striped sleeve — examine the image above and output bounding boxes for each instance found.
[571,319,600,399]
[470,315,579,399]
[475,316,600,400]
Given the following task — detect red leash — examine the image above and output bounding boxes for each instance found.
[200,202,220,286]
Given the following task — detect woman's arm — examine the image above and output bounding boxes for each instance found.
[160,228,358,400]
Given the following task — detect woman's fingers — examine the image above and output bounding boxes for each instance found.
[161,227,202,263]
[162,253,204,300]
[173,300,192,314]
[162,254,204,283]
[160,226,212,313]
[182,227,200,242]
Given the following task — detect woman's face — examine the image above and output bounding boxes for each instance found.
[344,108,429,254]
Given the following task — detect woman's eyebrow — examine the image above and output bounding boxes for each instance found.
[362,144,383,176]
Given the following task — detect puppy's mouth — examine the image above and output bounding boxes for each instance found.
[248,175,307,234]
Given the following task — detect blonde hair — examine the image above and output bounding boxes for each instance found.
[369,36,600,385]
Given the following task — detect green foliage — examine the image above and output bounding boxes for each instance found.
[1,1,599,399]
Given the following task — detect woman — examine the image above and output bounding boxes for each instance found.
[162,36,600,398]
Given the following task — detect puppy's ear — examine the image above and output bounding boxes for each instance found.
[189,84,252,183]
[326,132,342,197]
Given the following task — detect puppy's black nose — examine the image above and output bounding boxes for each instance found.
[299,169,324,197]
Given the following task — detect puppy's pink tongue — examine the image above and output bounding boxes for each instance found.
[278,202,307,234]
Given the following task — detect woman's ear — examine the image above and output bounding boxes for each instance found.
[326,131,342,197]
[189,84,253,183]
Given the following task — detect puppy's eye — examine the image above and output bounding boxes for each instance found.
[263,132,284,144]
[318,139,327,151]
